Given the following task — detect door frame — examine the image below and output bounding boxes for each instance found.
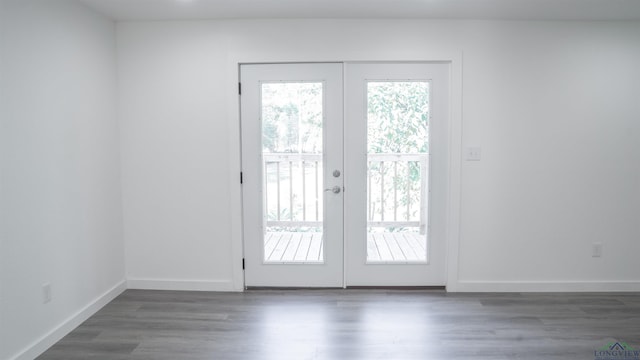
[227,53,463,291]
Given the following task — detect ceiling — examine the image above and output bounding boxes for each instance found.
[79,0,640,21]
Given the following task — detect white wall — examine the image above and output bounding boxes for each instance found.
[118,22,234,290]
[456,21,640,290]
[0,1,124,359]
[118,19,640,292]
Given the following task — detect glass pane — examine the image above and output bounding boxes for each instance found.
[366,81,429,263]
[261,82,324,263]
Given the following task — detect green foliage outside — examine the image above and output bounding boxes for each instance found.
[367,82,429,228]
[367,81,429,154]
[261,81,429,230]
[262,82,322,154]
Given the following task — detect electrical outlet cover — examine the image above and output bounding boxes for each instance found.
[42,283,52,304]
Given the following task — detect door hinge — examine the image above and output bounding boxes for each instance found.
[240,172,243,184]
[238,82,241,95]
[242,258,245,270]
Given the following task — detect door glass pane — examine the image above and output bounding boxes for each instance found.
[366,81,429,263]
[261,82,324,263]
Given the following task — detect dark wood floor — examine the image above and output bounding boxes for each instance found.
[37,289,640,359]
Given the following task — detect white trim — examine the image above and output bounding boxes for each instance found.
[444,53,463,293]
[7,280,127,360]
[228,51,464,291]
[451,280,640,292]
[127,278,238,292]
[228,59,245,291]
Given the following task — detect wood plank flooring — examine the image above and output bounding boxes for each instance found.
[265,232,426,263]
[37,290,640,360]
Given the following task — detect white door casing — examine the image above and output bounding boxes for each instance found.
[241,62,451,287]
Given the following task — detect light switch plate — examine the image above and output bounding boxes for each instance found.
[465,147,482,161]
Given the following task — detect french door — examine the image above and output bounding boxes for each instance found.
[241,63,344,287]
[344,63,449,286]
[241,62,448,287]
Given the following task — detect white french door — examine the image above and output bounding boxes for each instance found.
[241,63,344,287]
[241,62,449,287]
[344,63,449,286]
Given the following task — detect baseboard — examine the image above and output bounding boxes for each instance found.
[127,278,238,291]
[448,280,640,292]
[8,280,127,360]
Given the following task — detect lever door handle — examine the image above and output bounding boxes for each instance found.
[324,186,341,194]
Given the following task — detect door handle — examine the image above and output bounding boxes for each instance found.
[324,186,341,194]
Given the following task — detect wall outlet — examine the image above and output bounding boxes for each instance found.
[592,243,603,258]
[42,283,52,304]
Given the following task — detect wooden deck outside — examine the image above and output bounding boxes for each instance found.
[366,232,426,262]
[264,232,426,263]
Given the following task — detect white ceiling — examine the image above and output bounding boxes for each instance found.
[79,0,640,21]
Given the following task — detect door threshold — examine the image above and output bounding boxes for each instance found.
[346,286,446,291]
[246,286,446,291]
[246,286,344,290]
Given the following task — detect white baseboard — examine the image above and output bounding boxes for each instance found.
[8,280,127,360]
[127,278,239,292]
[448,280,640,292]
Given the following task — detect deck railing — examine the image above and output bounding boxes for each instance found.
[263,153,428,233]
